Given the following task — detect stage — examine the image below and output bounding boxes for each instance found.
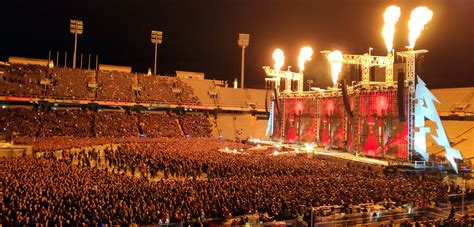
[253,140,390,167]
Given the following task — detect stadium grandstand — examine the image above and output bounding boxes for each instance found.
[1,55,473,226]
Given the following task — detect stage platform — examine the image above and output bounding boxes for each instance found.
[254,140,394,167]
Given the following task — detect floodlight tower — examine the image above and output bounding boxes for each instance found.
[238,33,250,89]
[151,30,163,76]
[70,19,83,69]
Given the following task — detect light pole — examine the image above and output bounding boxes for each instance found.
[151,30,163,76]
[237,33,250,89]
[70,19,83,69]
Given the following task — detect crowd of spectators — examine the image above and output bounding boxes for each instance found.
[13,137,161,153]
[137,76,201,105]
[1,138,452,225]
[137,76,175,103]
[0,64,45,97]
[97,72,136,102]
[179,113,212,138]
[94,111,139,137]
[0,64,202,105]
[38,109,93,137]
[139,113,182,138]
[2,107,212,140]
[0,108,40,137]
[170,78,201,105]
[50,68,95,100]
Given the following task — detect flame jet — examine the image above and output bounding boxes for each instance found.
[327,50,343,86]
[272,49,285,71]
[382,5,401,53]
[298,46,313,72]
[408,6,433,48]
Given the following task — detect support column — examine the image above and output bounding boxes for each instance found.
[285,78,292,92]
[385,53,394,84]
[361,54,371,84]
[297,75,304,92]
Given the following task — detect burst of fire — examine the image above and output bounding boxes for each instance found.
[382,5,401,53]
[327,50,344,86]
[408,6,433,48]
[298,46,313,72]
[272,48,285,71]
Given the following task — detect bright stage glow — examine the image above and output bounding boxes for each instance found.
[382,5,401,53]
[295,148,300,153]
[298,46,313,72]
[272,49,285,71]
[304,143,313,153]
[408,6,433,48]
[327,50,343,85]
[273,150,279,156]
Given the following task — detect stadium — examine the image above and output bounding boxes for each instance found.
[1,1,473,226]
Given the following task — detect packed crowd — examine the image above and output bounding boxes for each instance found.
[0,108,40,137]
[139,113,182,138]
[38,109,93,137]
[51,68,95,100]
[1,107,212,140]
[94,111,139,137]
[97,72,136,102]
[137,76,201,105]
[13,137,162,153]
[137,76,176,103]
[1,138,450,225]
[179,113,212,138]
[0,64,202,104]
[171,78,201,105]
[0,64,45,97]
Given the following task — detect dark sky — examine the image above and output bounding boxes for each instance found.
[1,0,473,89]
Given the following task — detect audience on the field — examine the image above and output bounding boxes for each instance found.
[1,138,453,225]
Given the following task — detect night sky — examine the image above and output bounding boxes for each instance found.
[1,0,473,89]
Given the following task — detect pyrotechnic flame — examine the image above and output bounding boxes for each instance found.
[382,5,401,53]
[272,48,285,71]
[327,50,344,86]
[298,46,313,72]
[408,6,433,48]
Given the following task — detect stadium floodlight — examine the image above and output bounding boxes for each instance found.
[151,30,163,76]
[70,19,83,69]
[237,33,250,89]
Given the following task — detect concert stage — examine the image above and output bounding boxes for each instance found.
[262,38,463,172]
[254,140,390,166]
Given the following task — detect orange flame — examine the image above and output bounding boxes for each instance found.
[408,6,433,48]
[298,46,313,72]
[382,5,401,53]
[272,49,285,71]
[327,50,343,86]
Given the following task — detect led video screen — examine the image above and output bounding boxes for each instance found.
[281,98,317,144]
[358,91,408,159]
[317,97,345,149]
